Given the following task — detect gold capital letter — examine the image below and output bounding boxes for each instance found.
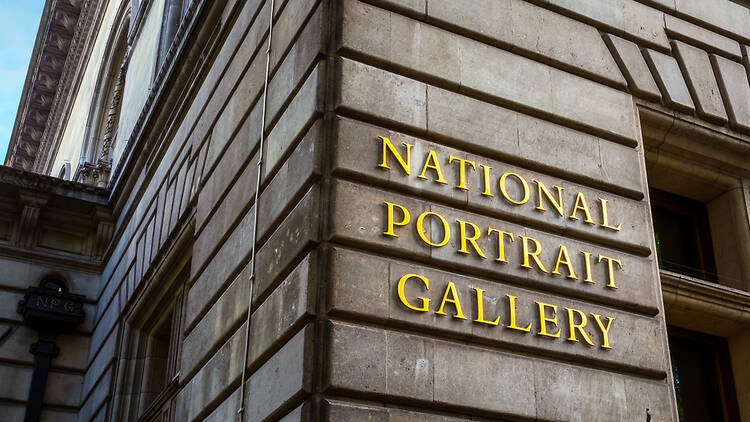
[488,227,515,263]
[378,136,412,175]
[569,192,595,224]
[519,235,549,273]
[449,156,476,191]
[416,211,450,247]
[566,308,594,346]
[418,150,448,184]
[480,164,494,197]
[592,313,615,349]
[598,254,623,289]
[535,181,564,216]
[506,294,532,332]
[456,219,487,258]
[536,302,561,338]
[552,245,578,279]
[397,274,430,312]
[474,288,501,326]
[581,251,595,283]
[599,198,622,231]
[384,202,410,237]
[499,172,530,205]
[436,281,467,319]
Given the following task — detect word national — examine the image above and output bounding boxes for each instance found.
[377,136,622,232]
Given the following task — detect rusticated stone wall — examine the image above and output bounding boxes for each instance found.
[22,0,750,420]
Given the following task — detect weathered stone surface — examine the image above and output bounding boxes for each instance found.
[78,366,112,422]
[81,327,117,398]
[430,88,644,198]
[265,5,325,132]
[665,15,743,60]
[337,59,645,198]
[198,10,325,236]
[425,0,625,86]
[672,41,728,123]
[327,247,668,375]
[202,0,321,184]
[338,4,641,145]
[187,201,256,330]
[181,250,316,381]
[194,150,258,267]
[0,325,89,371]
[368,0,426,15]
[643,49,695,113]
[187,130,321,332]
[328,180,660,314]
[185,322,245,421]
[184,321,310,421]
[264,64,326,177]
[712,54,750,133]
[203,389,241,422]
[244,327,312,422]
[547,0,669,49]
[603,33,661,101]
[257,122,323,238]
[534,360,674,420]
[639,0,675,11]
[333,117,651,254]
[336,58,427,133]
[246,252,317,368]
[0,257,100,298]
[674,0,750,42]
[325,321,675,420]
[324,399,472,421]
[0,365,82,407]
[0,406,77,422]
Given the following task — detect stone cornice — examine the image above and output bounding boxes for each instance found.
[0,165,108,204]
[661,269,750,335]
[34,0,101,174]
[5,0,86,171]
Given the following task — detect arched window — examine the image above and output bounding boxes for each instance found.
[75,6,131,188]
[39,276,68,293]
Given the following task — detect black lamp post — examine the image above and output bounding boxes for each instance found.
[17,281,85,422]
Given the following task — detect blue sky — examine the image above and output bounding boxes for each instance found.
[0,1,45,163]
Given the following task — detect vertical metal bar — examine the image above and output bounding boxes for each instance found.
[237,0,274,419]
[24,336,58,422]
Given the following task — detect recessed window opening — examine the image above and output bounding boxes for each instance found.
[650,188,718,282]
[669,327,741,422]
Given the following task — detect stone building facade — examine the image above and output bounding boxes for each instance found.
[2,0,750,420]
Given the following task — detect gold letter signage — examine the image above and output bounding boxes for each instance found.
[377,136,624,350]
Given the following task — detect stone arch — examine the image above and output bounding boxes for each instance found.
[75,3,131,188]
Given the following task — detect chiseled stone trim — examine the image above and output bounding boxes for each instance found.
[5,0,85,171]
[31,0,101,175]
[661,269,750,330]
[0,165,107,204]
[107,0,203,193]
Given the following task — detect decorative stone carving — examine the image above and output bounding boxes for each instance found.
[74,160,112,188]
[100,50,130,163]
[92,205,114,261]
[4,0,84,171]
[15,190,50,249]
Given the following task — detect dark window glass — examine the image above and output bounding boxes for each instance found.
[650,189,718,282]
[669,328,740,422]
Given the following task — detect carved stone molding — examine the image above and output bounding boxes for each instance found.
[4,0,92,171]
[15,190,50,249]
[92,205,114,261]
[74,160,111,188]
